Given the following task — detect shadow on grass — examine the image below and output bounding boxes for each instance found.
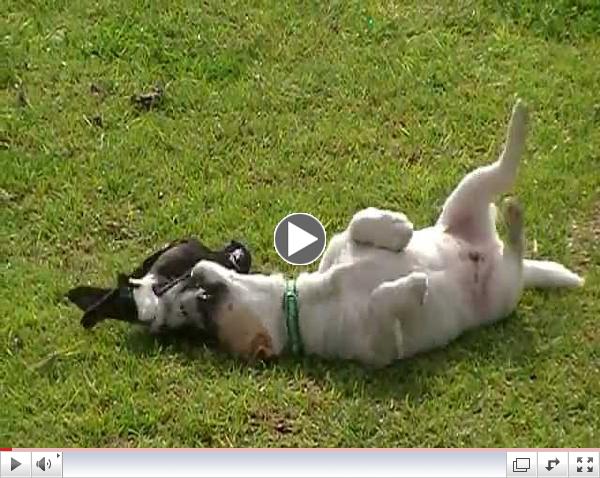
[122,311,536,403]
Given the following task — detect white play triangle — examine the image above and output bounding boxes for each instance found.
[287,221,318,257]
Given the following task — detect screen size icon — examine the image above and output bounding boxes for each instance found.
[513,458,531,472]
[507,452,537,477]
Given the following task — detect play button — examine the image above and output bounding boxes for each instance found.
[274,213,326,265]
[0,452,31,476]
[287,221,318,256]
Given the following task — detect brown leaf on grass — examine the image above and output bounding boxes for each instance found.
[249,408,296,435]
[131,84,164,111]
[274,419,293,434]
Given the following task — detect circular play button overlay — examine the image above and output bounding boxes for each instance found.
[274,213,327,265]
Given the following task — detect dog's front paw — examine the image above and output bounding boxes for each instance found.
[191,260,231,288]
[406,272,429,305]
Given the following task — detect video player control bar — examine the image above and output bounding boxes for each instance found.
[1,450,598,477]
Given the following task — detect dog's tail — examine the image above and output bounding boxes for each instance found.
[523,259,584,289]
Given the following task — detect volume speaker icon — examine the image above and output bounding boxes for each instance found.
[36,457,52,471]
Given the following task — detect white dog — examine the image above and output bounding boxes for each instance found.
[136,99,584,366]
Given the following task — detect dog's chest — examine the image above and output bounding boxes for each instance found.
[323,265,395,357]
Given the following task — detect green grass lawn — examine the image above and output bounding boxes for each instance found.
[2,0,599,447]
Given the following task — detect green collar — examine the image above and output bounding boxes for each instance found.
[283,279,303,356]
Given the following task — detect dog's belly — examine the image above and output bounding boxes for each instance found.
[401,233,522,357]
[399,262,502,358]
[326,227,519,358]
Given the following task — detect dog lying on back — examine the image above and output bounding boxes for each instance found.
[92,100,584,366]
[67,238,251,334]
[153,99,582,366]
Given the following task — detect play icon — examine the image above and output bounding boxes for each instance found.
[0,452,31,477]
[274,213,326,265]
[287,221,318,256]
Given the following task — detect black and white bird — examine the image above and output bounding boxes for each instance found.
[67,238,251,334]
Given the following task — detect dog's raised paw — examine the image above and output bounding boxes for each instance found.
[191,260,230,288]
[511,99,529,129]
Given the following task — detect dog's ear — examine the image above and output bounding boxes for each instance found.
[67,286,112,311]
[249,332,274,362]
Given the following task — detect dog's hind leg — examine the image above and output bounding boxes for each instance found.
[506,200,582,289]
[362,272,428,366]
[436,100,529,243]
[349,207,414,252]
[502,197,525,262]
